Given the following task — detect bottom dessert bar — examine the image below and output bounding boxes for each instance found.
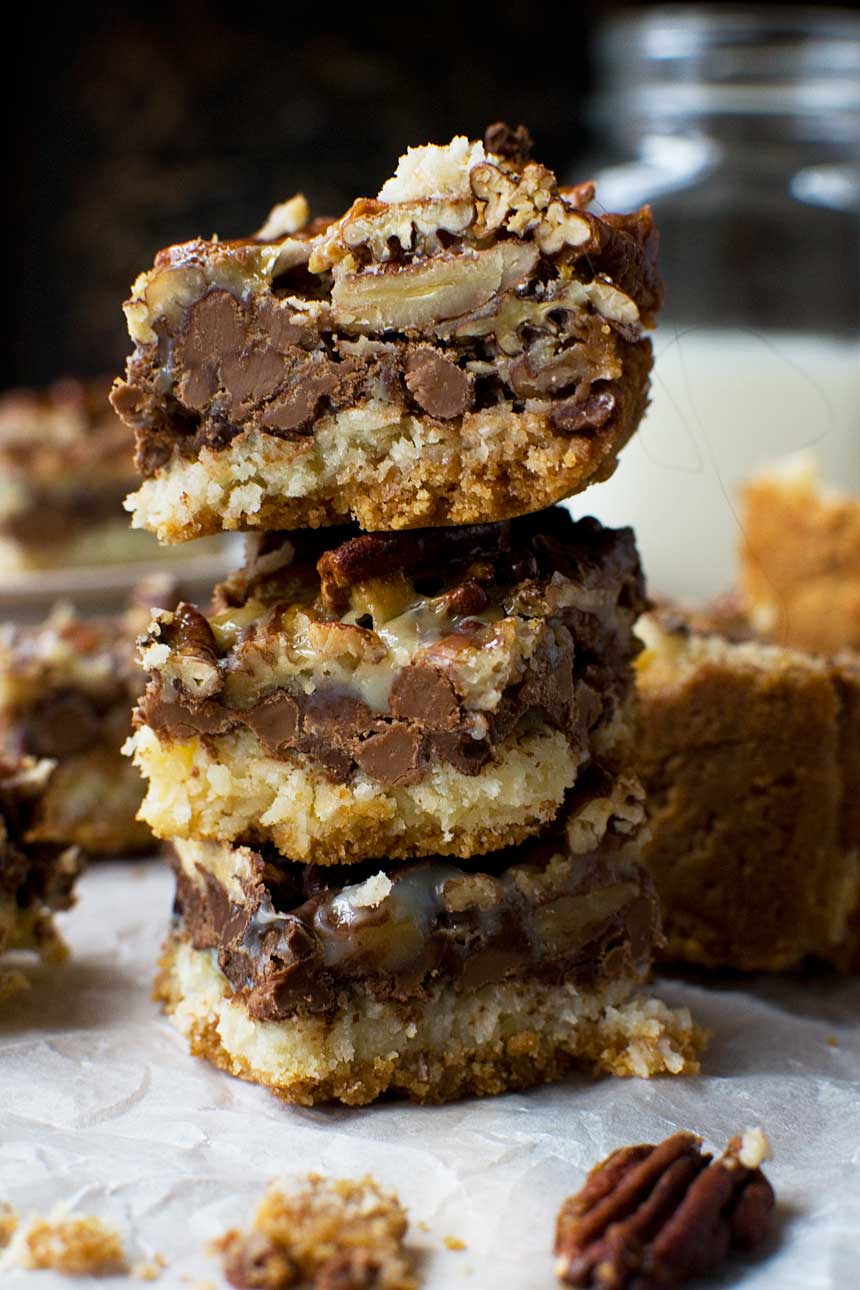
[636,610,860,972]
[1,756,84,998]
[156,777,701,1105]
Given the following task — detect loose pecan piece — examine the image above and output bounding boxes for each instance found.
[554,1130,775,1288]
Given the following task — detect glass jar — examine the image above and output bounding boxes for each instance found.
[577,5,860,599]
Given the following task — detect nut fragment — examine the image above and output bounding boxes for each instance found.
[470,160,592,252]
[554,1130,775,1289]
[151,603,223,699]
[255,194,310,241]
[330,242,538,332]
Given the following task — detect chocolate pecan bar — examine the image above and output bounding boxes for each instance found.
[636,609,860,971]
[741,456,860,655]
[0,604,154,855]
[113,124,659,543]
[0,754,84,998]
[155,776,701,1105]
[129,509,646,864]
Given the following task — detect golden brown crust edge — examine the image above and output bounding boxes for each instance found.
[154,935,703,1107]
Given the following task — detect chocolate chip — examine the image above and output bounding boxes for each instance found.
[139,692,231,740]
[389,666,460,729]
[404,347,473,419]
[17,690,105,759]
[244,691,301,753]
[429,731,491,777]
[173,290,246,411]
[303,690,374,741]
[551,389,616,434]
[353,725,422,786]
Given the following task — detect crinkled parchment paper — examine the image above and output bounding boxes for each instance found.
[1,861,858,1288]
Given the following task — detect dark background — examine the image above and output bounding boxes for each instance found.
[4,0,619,388]
[6,1,859,388]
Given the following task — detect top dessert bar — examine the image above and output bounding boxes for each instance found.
[0,379,148,571]
[114,123,660,542]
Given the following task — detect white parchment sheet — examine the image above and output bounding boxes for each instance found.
[1,861,858,1289]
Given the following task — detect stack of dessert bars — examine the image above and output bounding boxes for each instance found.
[113,125,700,1105]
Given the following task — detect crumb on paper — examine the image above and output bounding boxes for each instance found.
[3,1214,128,1276]
[0,1202,18,1247]
[131,1252,167,1280]
[212,1173,418,1289]
[826,1035,839,1048]
[443,1235,466,1251]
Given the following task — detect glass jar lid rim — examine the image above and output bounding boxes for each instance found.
[596,4,860,74]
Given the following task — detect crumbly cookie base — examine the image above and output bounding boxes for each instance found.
[132,723,581,863]
[127,370,649,542]
[156,936,702,1107]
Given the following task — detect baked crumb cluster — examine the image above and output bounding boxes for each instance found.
[0,1211,127,1276]
[214,1174,417,1289]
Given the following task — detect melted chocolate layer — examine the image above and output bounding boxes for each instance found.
[170,807,658,1021]
[139,510,646,787]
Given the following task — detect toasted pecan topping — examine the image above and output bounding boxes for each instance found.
[554,1130,775,1288]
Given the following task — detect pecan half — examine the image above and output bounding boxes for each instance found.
[554,1130,775,1288]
